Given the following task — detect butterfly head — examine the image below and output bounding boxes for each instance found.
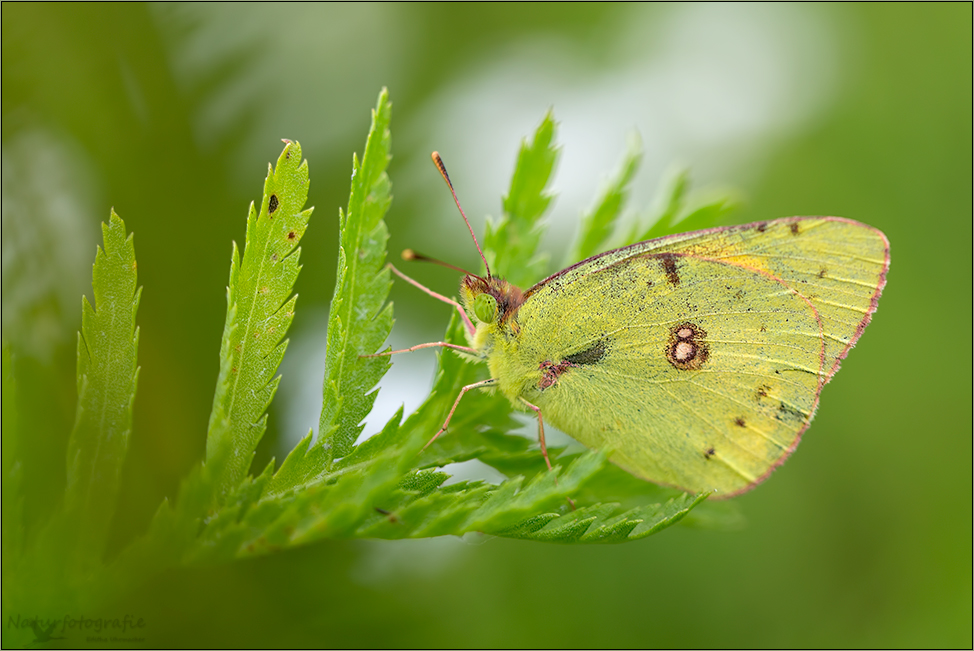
[460,274,524,327]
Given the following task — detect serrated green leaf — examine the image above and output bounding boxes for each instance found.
[205,140,312,505]
[317,88,394,464]
[669,193,741,235]
[567,131,642,264]
[347,451,608,542]
[631,166,690,243]
[501,492,710,544]
[64,210,140,563]
[633,167,740,243]
[398,469,451,495]
[483,111,559,286]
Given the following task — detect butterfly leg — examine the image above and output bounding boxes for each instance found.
[420,378,498,453]
[388,263,477,336]
[518,397,552,472]
[519,397,575,509]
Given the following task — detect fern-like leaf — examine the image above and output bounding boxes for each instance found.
[64,210,141,562]
[566,131,642,264]
[205,140,312,505]
[498,492,708,543]
[316,88,394,465]
[633,166,740,242]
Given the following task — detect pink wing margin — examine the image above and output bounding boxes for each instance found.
[717,217,890,497]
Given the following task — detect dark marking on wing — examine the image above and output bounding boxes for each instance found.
[565,338,609,366]
[539,338,611,391]
[756,384,770,400]
[666,322,709,371]
[704,447,716,459]
[756,222,768,233]
[818,268,827,278]
[659,254,680,286]
[777,401,805,422]
[734,417,746,427]
[790,222,801,235]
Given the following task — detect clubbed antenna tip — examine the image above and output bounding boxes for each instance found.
[431,152,491,280]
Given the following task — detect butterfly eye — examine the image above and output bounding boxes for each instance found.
[473,293,498,323]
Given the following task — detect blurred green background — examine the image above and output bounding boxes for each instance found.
[2,3,970,648]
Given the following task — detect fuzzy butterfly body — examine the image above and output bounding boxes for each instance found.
[459,216,889,496]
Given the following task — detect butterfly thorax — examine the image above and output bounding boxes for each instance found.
[460,274,540,400]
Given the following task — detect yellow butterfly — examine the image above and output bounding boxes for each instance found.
[385,152,889,497]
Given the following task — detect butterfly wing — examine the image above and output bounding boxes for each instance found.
[505,217,889,495]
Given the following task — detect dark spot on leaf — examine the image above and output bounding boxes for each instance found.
[790,222,800,235]
[268,194,279,215]
[271,253,278,262]
[666,322,709,371]
[734,417,746,427]
[287,230,297,240]
[565,338,609,365]
[659,254,680,286]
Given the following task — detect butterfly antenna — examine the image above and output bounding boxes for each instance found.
[401,249,481,279]
[432,151,492,280]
